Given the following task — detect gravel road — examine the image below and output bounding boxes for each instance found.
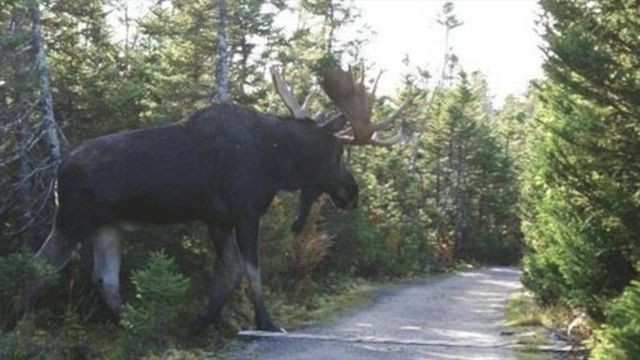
[220,267,522,360]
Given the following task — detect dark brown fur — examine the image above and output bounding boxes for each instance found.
[20,103,358,333]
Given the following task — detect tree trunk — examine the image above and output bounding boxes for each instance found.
[29,0,61,169]
[435,147,441,206]
[12,10,37,247]
[454,141,467,257]
[215,0,230,103]
[16,102,37,248]
[326,0,335,53]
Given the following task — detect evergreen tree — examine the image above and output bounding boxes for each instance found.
[421,72,518,263]
[135,0,286,121]
[46,0,142,139]
[521,0,640,329]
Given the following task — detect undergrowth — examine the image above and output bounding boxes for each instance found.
[505,290,580,360]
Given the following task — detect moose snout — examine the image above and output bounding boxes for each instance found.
[330,189,358,210]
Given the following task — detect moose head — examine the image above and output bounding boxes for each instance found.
[270,66,412,232]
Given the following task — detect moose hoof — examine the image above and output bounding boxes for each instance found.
[258,322,286,333]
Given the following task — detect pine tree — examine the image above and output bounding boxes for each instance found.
[418,71,519,264]
[521,0,640,326]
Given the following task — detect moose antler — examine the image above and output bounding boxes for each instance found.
[270,65,411,145]
[320,67,411,146]
[270,66,314,119]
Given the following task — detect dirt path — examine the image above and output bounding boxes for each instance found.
[219,267,522,360]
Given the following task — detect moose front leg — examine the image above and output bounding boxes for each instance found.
[291,188,322,234]
[236,216,283,332]
[190,224,244,335]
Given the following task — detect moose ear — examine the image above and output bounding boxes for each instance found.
[321,114,348,134]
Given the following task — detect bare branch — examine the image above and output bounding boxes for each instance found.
[371,70,384,98]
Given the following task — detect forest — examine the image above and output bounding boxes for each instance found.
[0,0,638,359]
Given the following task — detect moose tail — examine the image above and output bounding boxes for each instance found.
[36,226,78,271]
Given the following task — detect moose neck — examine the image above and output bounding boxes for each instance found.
[270,119,331,192]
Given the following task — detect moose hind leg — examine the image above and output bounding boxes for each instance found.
[92,226,122,317]
[190,225,244,334]
[236,217,283,332]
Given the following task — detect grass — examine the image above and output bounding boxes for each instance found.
[268,278,381,329]
[506,291,571,328]
[505,290,574,360]
[506,291,546,327]
[516,353,556,360]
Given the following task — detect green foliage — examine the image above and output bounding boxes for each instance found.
[0,314,39,360]
[518,1,640,355]
[45,0,145,140]
[0,250,57,325]
[116,251,190,358]
[416,71,521,265]
[0,311,95,360]
[521,0,640,322]
[315,69,521,276]
[591,279,640,359]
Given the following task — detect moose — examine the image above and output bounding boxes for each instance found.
[17,66,411,333]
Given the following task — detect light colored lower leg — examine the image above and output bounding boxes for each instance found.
[92,226,122,314]
[245,262,282,331]
[245,263,262,300]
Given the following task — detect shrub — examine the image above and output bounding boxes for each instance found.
[0,249,57,326]
[0,313,38,360]
[591,279,640,359]
[290,197,334,300]
[115,251,190,358]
